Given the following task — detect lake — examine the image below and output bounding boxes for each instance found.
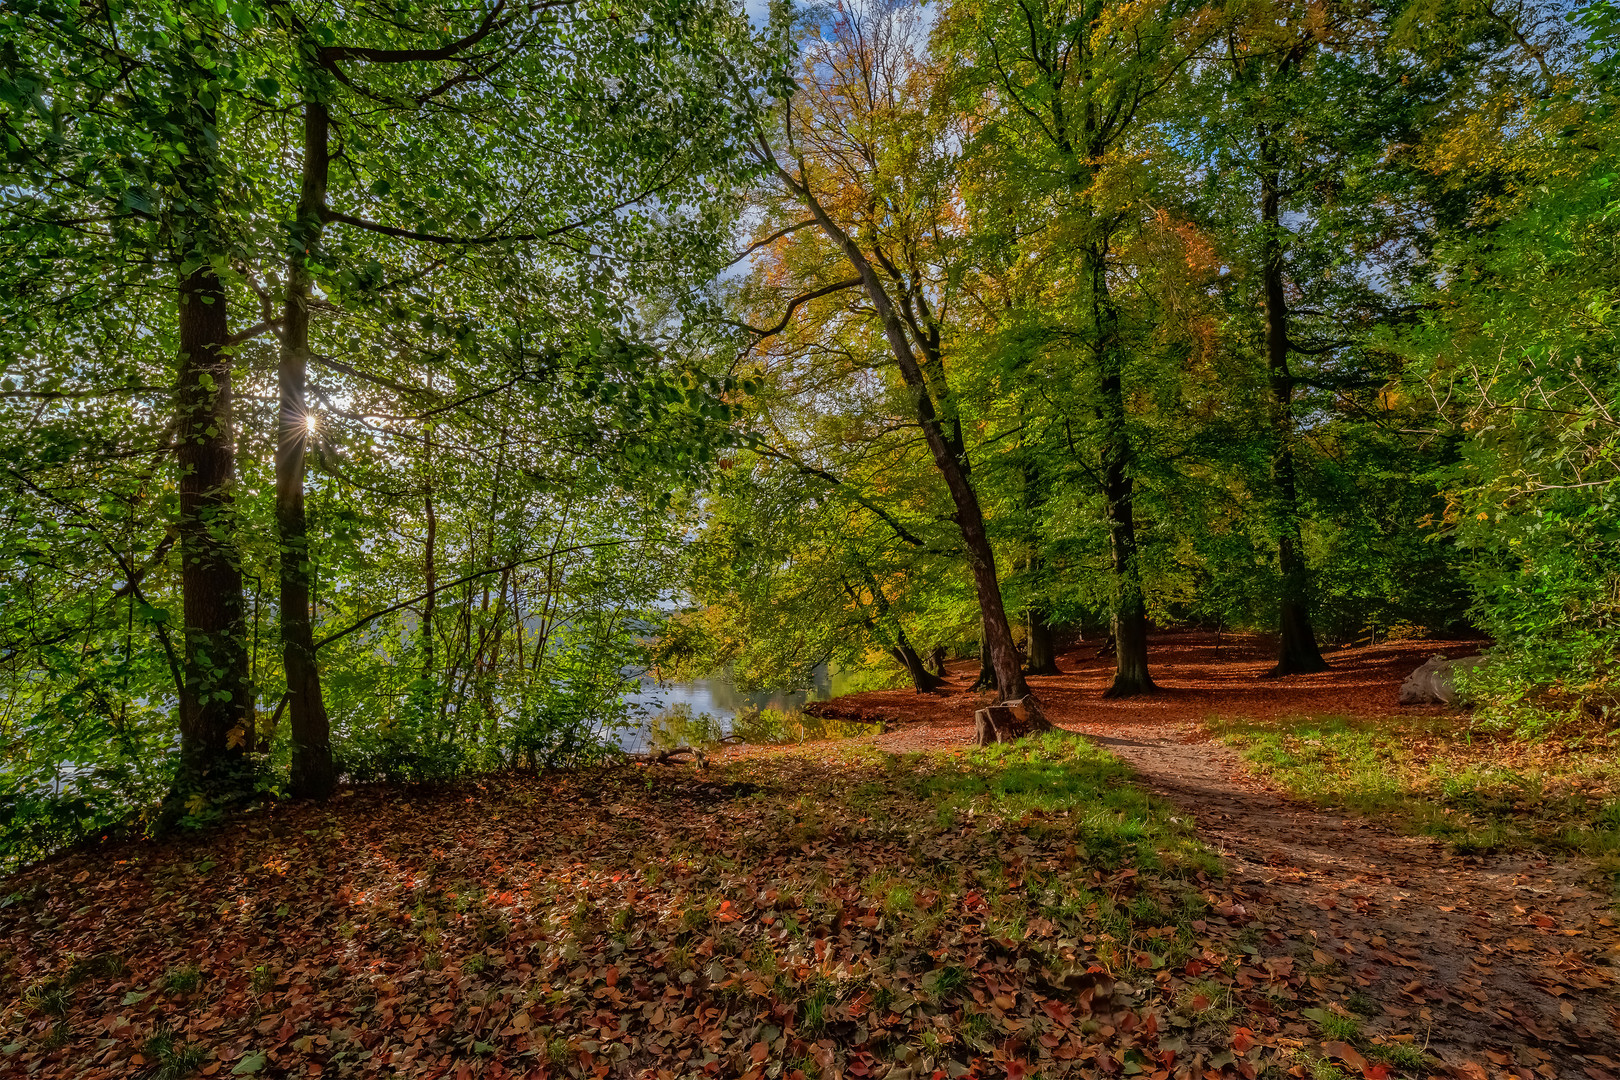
[615,666,857,751]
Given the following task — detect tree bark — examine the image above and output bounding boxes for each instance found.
[172,259,253,798]
[1026,603,1059,676]
[970,620,998,694]
[928,646,947,680]
[780,168,1030,701]
[1019,454,1060,677]
[422,481,437,674]
[890,644,943,693]
[280,100,336,798]
[1259,134,1328,677]
[876,602,941,694]
[1089,245,1155,698]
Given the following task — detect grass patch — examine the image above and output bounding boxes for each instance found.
[143,1026,208,1080]
[1208,715,1620,858]
[161,963,201,994]
[923,731,1219,875]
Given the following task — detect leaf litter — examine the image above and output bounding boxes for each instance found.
[3,632,1618,1079]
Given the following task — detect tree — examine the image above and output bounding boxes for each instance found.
[0,0,767,852]
[942,0,1213,696]
[0,3,295,810]
[743,0,1035,702]
[1391,0,1616,719]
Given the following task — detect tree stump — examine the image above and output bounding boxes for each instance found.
[973,696,1053,745]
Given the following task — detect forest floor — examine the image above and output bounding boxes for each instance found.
[3,633,1618,1080]
[804,632,1620,1079]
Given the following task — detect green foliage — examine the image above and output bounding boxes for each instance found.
[0,0,777,869]
[730,707,882,746]
[647,703,880,751]
[1391,21,1620,723]
[647,704,728,752]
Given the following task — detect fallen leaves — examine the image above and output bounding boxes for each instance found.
[3,717,1617,1080]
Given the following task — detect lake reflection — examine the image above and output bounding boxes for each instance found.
[616,666,854,751]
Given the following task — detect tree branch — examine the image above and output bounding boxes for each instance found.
[314,537,670,651]
[727,278,862,338]
[725,220,820,266]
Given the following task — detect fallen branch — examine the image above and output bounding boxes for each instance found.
[625,736,745,768]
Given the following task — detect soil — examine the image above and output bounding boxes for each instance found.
[788,631,1620,1079]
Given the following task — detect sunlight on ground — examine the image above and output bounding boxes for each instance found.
[1208,714,1620,867]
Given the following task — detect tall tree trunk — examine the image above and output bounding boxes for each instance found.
[161,28,254,816]
[1259,136,1328,677]
[280,100,336,798]
[422,482,437,675]
[1089,245,1155,698]
[172,259,252,798]
[784,173,1029,701]
[889,643,942,693]
[1026,601,1059,676]
[1020,453,1060,677]
[928,646,947,680]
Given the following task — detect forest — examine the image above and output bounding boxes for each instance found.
[2,0,1618,1077]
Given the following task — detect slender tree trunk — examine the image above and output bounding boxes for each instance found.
[1020,455,1060,677]
[172,260,252,797]
[890,644,942,693]
[970,619,998,694]
[280,100,336,798]
[1259,137,1328,677]
[928,646,947,680]
[884,606,941,693]
[847,572,942,692]
[785,173,1029,700]
[422,483,436,674]
[1089,244,1155,698]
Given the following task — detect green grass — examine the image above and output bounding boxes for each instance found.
[143,1026,208,1080]
[1209,715,1620,858]
[922,732,1220,876]
[161,963,200,994]
[1367,1040,1434,1071]
[23,980,70,1017]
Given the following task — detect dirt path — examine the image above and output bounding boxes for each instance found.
[1091,721,1620,1079]
[800,632,1620,1078]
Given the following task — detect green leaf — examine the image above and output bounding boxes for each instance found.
[231,1052,266,1075]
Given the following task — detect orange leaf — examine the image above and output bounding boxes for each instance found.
[1323,1041,1370,1074]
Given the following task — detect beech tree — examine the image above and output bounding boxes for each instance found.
[742,0,1035,702]
[941,0,1213,696]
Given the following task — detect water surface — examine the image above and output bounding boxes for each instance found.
[617,666,857,751]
